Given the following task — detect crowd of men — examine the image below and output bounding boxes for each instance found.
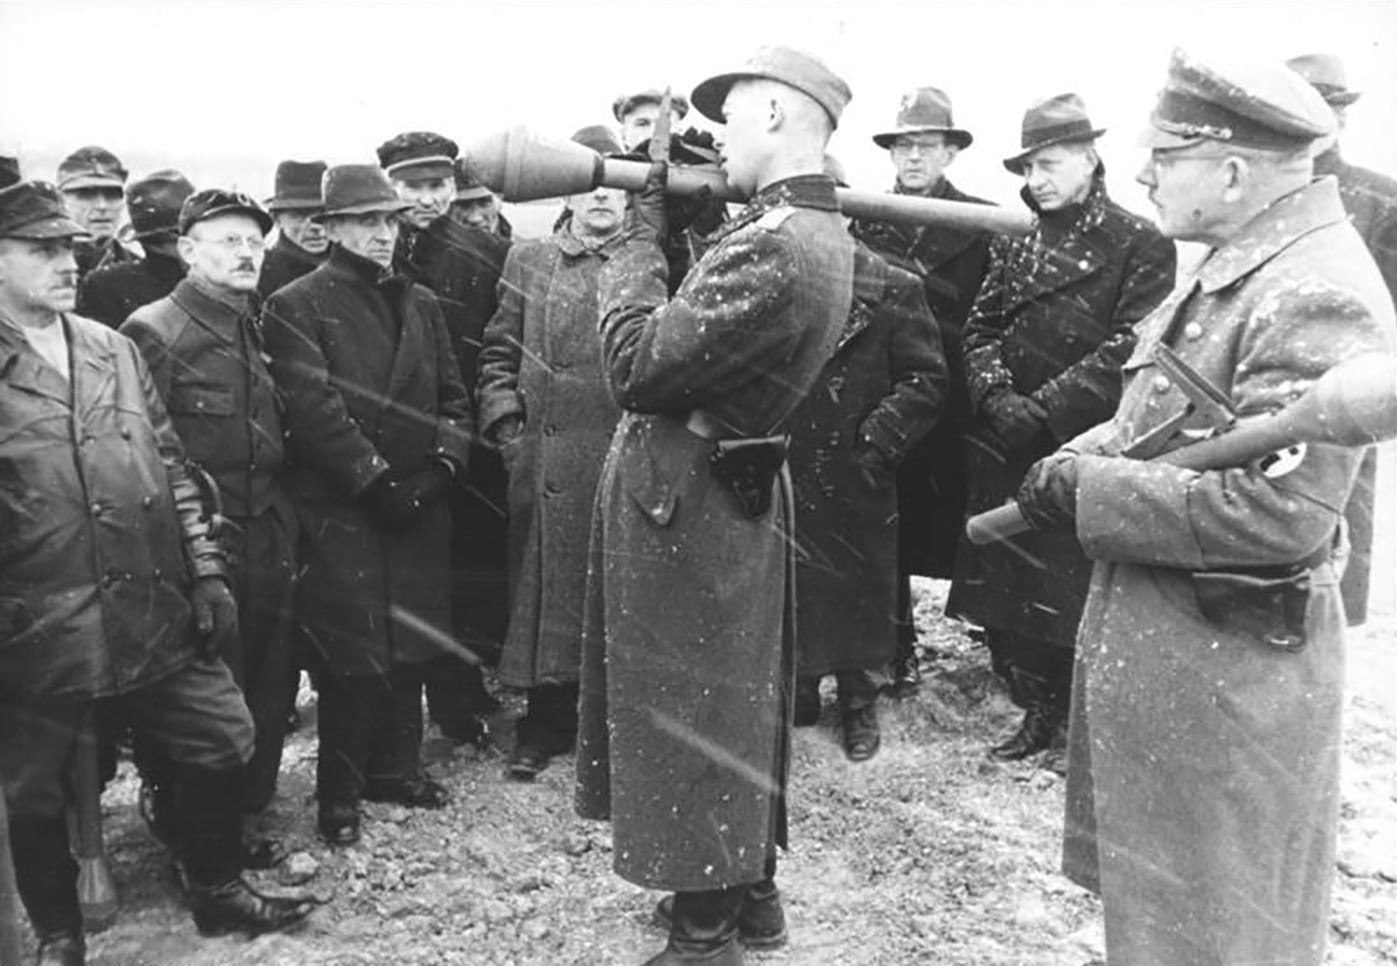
[0,42,1393,966]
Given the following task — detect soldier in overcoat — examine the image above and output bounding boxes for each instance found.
[477,130,627,780]
[1014,51,1396,966]
[946,93,1175,764]
[574,48,855,966]
[262,165,472,847]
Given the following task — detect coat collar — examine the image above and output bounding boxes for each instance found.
[717,174,840,241]
[271,233,327,270]
[555,224,627,259]
[1195,177,1349,294]
[326,243,409,292]
[168,276,253,346]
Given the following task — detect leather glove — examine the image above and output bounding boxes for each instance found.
[190,576,238,660]
[633,161,670,240]
[1015,450,1080,531]
[984,391,1051,452]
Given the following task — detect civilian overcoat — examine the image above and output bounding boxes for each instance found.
[257,235,326,301]
[77,248,186,328]
[574,176,854,891]
[1060,178,1395,966]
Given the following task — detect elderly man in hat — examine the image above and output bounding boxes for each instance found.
[1007,49,1396,965]
[258,159,329,300]
[378,130,511,746]
[121,188,297,869]
[452,157,511,239]
[262,164,472,847]
[76,169,194,328]
[0,181,313,965]
[851,86,992,696]
[56,146,138,279]
[946,93,1175,769]
[575,47,855,965]
[613,87,692,152]
[478,126,629,782]
[1287,53,1397,628]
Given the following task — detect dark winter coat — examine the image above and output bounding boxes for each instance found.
[575,176,854,891]
[76,247,186,328]
[789,243,946,676]
[1060,177,1395,966]
[121,277,285,518]
[74,235,137,282]
[262,246,472,675]
[1314,148,1397,625]
[852,178,992,577]
[946,178,1176,647]
[476,228,624,689]
[0,314,219,699]
[397,213,513,650]
[257,235,327,301]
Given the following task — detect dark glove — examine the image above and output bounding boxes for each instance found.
[984,391,1051,452]
[633,161,670,240]
[633,160,718,241]
[1015,450,1080,531]
[190,576,238,660]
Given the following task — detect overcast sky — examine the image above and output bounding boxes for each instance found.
[2,0,1394,229]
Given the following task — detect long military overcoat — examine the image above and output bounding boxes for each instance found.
[852,178,992,577]
[262,246,472,675]
[476,229,624,689]
[947,179,1176,647]
[789,244,945,676]
[1059,178,1395,966]
[574,176,854,891]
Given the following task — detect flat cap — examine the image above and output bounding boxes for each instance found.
[691,46,852,128]
[0,156,19,190]
[1144,48,1335,152]
[377,131,459,179]
[179,188,273,236]
[1286,53,1361,107]
[0,181,91,239]
[266,160,327,212]
[56,146,128,191]
[127,169,196,239]
[612,88,690,122]
[571,125,625,157]
[453,157,495,201]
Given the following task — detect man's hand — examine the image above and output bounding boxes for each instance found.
[489,414,525,447]
[984,391,1050,452]
[1016,450,1080,530]
[190,576,238,660]
[633,161,670,241]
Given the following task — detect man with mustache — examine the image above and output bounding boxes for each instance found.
[56,146,137,280]
[120,189,298,870]
[0,181,312,966]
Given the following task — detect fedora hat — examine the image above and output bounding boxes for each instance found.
[266,160,327,212]
[1286,53,1361,107]
[316,164,412,220]
[872,87,973,150]
[1003,93,1105,174]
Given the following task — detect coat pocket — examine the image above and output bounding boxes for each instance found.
[624,449,678,527]
[168,382,236,417]
[1192,567,1311,653]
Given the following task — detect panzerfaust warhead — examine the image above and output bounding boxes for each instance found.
[461,126,1035,236]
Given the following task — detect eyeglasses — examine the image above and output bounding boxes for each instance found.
[197,234,266,252]
[890,139,948,157]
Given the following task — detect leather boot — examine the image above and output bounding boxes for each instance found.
[9,814,84,960]
[653,878,787,950]
[177,766,313,937]
[642,886,746,964]
[886,636,922,699]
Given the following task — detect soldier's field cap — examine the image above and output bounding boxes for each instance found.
[453,157,494,202]
[377,131,459,180]
[56,146,128,191]
[873,87,973,150]
[1286,52,1362,107]
[0,181,91,239]
[317,164,413,220]
[612,88,690,122]
[179,188,273,236]
[128,170,196,239]
[691,46,852,129]
[266,160,327,212]
[1143,48,1335,152]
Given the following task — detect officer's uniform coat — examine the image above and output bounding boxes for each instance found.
[477,229,623,690]
[789,243,946,675]
[1060,178,1395,966]
[574,176,855,891]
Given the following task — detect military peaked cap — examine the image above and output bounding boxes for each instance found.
[0,181,90,239]
[56,146,128,191]
[377,131,459,179]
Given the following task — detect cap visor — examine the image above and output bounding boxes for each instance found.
[58,174,125,191]
[1137,124,1205,151]
[6,215,92,239]
[385,160,456,181]
[692,71,751,123]
[453,187,493,201]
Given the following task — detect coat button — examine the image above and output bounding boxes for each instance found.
[544,483,559,498]
[120,427,132,440]
[1152,375,1171,394]
[90,502,102,516]
[142,495,154,509]
[1184,322,1204,341]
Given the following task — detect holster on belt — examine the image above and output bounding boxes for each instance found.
[1191,547,1328,653]
[709,434,789,519]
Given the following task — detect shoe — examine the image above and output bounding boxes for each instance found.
[241,831,288,869]
[187,877,314,937]
[885,642,922,699]
[36,932,85,966]
[362,775,450,809]
[841,704,881,762]
[991,704,1055,761]
[793,678,820,728]
[439,714,491,749]
[506,744,548,781]
[317,802,361,847]
[653,884,787,950]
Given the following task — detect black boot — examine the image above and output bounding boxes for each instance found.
[793,676,820,728]
[9,814,85,964]
[654,878,787,950]
[177,766,313,937]
[643,887,746,964]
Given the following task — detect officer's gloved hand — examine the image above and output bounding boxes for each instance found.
[1016,450,1080,531]
[190,576,239,660]
[984,390,1050,452]
[633,161,670,241]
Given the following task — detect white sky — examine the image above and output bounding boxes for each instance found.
[2,0,1395,230]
